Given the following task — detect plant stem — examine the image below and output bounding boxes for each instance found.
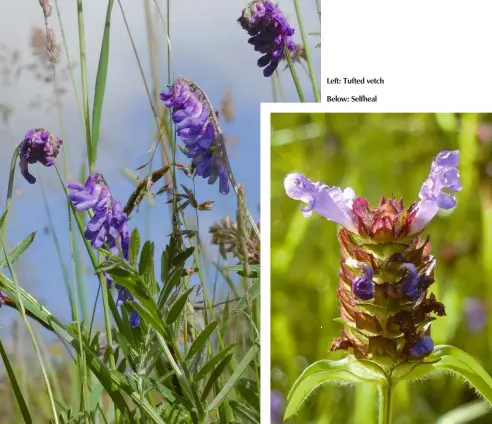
[76,0,93,172]
[293,0,320,101]
[378,382,393,424]
[284,46,305,102]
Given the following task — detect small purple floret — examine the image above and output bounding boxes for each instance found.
[352,264,374,300]
[238,0,296,77]
[20,128,62,184]
[68,173,139,327]
[400,263,421,301]
[409,336,434,357]
[160,79,229,195]
[411,150,461,234]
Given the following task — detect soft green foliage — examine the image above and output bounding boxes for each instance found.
[271,113,492,423]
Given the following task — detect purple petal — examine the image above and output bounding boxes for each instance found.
[284,173,357,232]
[410,150,461,234]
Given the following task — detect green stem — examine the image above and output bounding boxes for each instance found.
[284,45,305,102]
[378,382,393,424]
[2,144,21,244]
[76,0,93,171]
[293,0,320,101]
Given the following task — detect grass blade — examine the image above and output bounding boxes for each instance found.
[0,340,32,424]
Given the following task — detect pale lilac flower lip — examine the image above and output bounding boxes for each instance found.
[284,173,357,232]
[410,150,461,234]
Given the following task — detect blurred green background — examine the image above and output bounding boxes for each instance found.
[270,113,492,424]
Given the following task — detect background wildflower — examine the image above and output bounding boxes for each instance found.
[238,0,296,77]
[19,128,62,184]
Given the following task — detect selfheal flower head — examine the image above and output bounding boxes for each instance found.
[238,0,296,77]
[286,150,459,363]
[20,128,63,184]
[160,78,229,195]
[68,173,139,327]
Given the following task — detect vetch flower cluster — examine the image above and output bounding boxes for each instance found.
[160,78,229,195]
[20,128,63,184]
[285,150,461,362]
[68,173,139,327]
[238,0,296,77]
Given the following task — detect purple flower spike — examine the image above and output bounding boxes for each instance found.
[352,264,374,300]
[20,128,62,184]
[160,78,229,195]
[284,173,357,232]
[410,150,461,234]
[409,336,434,358]
[68,174,140,327]
[238,0,296,77]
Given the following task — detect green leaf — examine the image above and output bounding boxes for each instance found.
[209,344,260,411]
[166,287,194,324]
[395,345,492,404]
[172,247,195,267]
[236,378,259,411]
[88,382,104,412]
[201,353,234,402]
[230,400,259,424]
[139,240,157,294]
[129,228,140,266]
[235,279,260,311]
[0,340,32,423]
[91,0,115,164]
[0,207,9,232]
[159,265,183,307]
[0,231,36,268]
[185,321,218,361]
[194,344,236,382]
[284,356,387,420]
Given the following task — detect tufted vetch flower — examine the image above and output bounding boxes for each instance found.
[238,0,296,77]
[20,128,63,184]
[160,78,230,195]
[285,150,461,362]
[68,173,139,327]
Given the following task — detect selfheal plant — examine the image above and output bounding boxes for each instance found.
[160,78,230,195]
[20,128,63,184]
[238,0,296,77]
[283,151,492,423]
[68,173,139,327]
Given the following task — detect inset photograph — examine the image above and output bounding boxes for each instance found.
[270,113,492,423]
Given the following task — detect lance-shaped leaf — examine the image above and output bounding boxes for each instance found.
[393,345,492,404]
[285,356,387,420]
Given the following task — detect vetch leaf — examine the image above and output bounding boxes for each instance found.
[284,356,387,420]
[0,231,36,268]
[166,287,194,325]
[185,321,218,361]
[129,228,140,266]
[209,344,260,411]
[201,353,234,402]
[194,344,236,382]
